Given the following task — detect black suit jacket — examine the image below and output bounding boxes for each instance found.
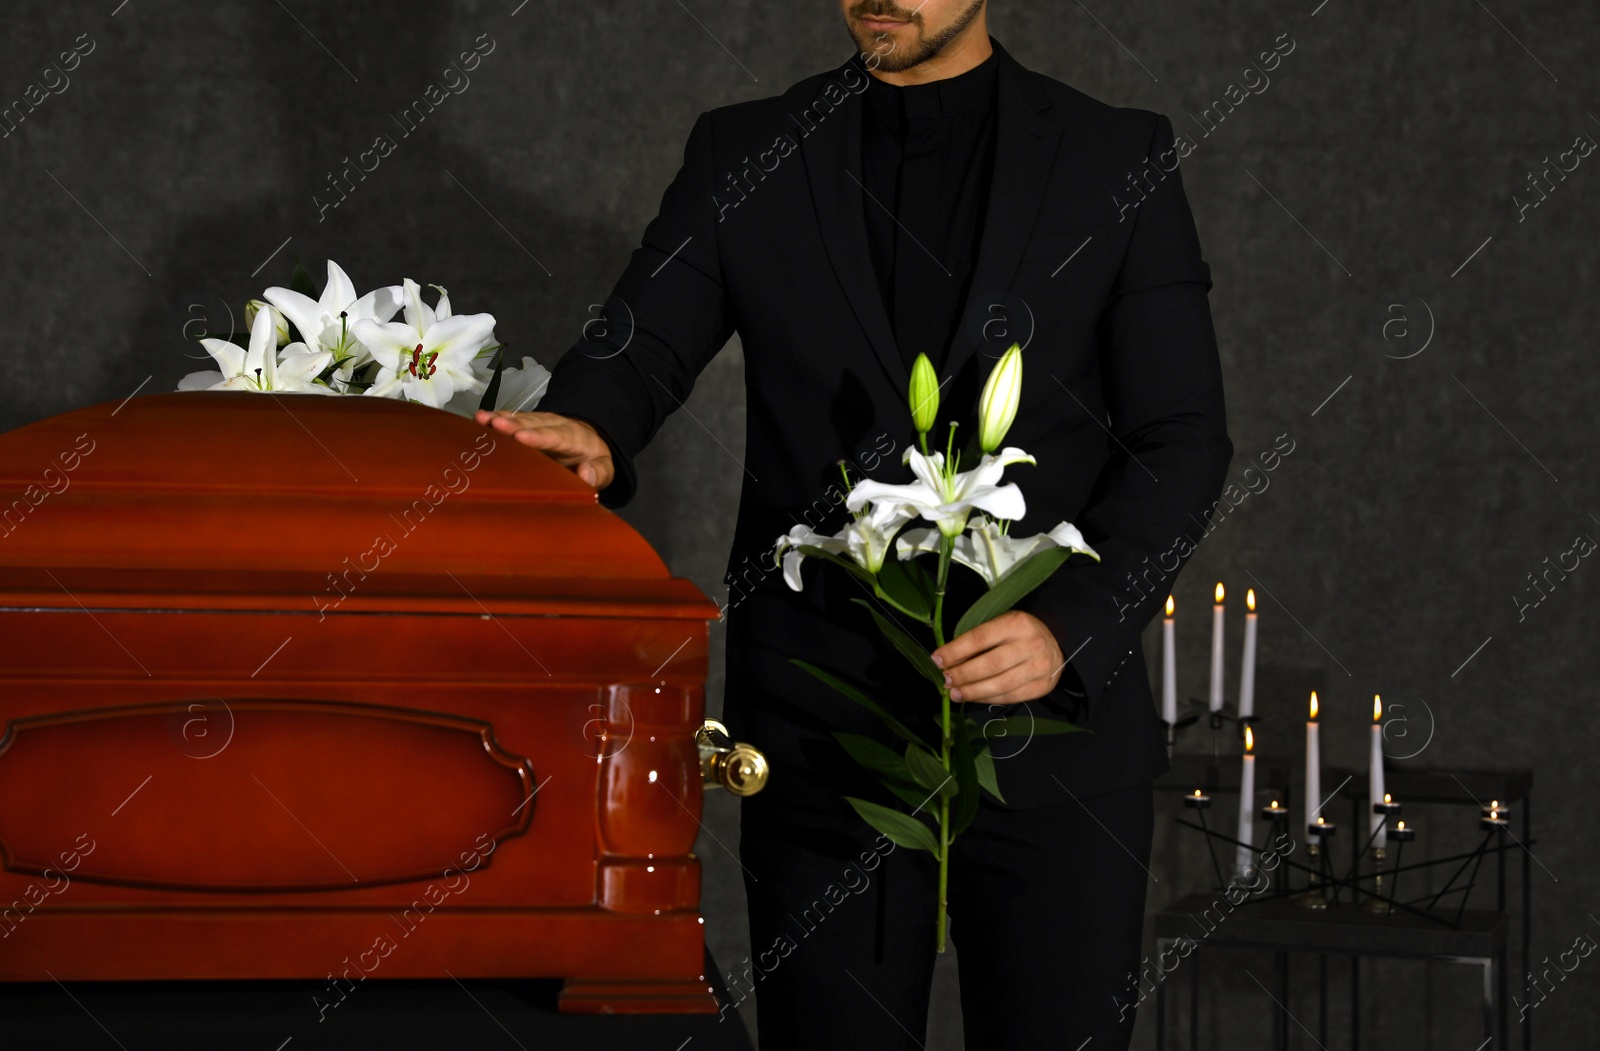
[538,38,1232,812]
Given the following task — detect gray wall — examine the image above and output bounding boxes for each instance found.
[3,0,1596,1046]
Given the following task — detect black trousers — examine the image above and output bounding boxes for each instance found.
[735,781,1155,1050]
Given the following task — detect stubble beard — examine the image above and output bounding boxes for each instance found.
[849,0,986,74]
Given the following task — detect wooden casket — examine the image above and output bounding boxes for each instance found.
[0,391,757,1014]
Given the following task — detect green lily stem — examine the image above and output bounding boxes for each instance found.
[932,533,954,953]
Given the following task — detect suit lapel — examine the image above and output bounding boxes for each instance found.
[797,58,905,391]
[798,41,1061,395]
[943,43,1061,386]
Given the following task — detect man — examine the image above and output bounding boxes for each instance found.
[479,1,1230,1046]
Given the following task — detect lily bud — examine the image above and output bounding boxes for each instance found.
[908,352,939,435]
[978,342,1023,453]
[244,299,291,347]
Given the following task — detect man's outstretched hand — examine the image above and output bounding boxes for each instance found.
[475,410,614,490]
[930,610,1066,706]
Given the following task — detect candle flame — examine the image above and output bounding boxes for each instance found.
[1166,594,1175,617]
[1490,800,1498,809]
[1244,725,1254,752]
[1194,789,1202,796]
[1373,694,1382,722]
[1215,582,1225,603]
[1246,588,1256,612]
[1271,799,1279,808]
[1397,820,1407,830]
[1309,691,1319,720]
[1316,816,1326,826]
[1384,793,1392,804]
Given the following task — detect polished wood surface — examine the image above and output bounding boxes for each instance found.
[0,393,723,1013]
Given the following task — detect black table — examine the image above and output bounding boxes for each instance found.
[1152,892,1507,1051]
[1155,759,1535,1050]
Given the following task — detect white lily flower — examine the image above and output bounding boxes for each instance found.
[352,278,495,409]
[179,304,335,394]
[244,299,291,347]
[492,356,553,412]
[847,446,1035,538]
[772,500,914,591]
[897,515,1099,587]
[263,260,403,389]
[439,355,552,417]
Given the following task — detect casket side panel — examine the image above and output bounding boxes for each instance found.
[0,610,707,915]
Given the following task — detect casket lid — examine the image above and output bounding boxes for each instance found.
[0,392,718,620]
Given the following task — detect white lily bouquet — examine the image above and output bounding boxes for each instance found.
[772,343,1100,952]
[179,258,549,416]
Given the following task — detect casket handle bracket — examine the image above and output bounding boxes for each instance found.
[695,719,767,796]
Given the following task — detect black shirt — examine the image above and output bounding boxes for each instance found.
[860,47,1000,374]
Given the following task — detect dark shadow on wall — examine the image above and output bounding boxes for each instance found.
[125,2,639,432]
[117,0,750,603]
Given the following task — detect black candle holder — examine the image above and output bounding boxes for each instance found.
[1175,780,1532,929]
[1182,789,1230,889]
[1479,809,1510,832]
[1362,799,1404,914]
[1179,696,1262,760]
[1162,710,1202,758]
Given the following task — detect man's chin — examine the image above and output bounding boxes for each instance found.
[853,35,924,73]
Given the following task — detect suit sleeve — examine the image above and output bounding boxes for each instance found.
[535,110,735,508]
[1016,112,1233,719]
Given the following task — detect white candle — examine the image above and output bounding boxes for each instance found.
[1162,595,1177,726]
[1369,694,1387,848]
[1304,691,1321,839]
[1238,589,1258,719]
[1236,725,1257,877]
[1209,583,1226,712]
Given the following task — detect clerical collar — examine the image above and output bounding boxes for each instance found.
[864,43,999,126]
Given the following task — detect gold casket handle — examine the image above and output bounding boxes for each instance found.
[696,718,768,796]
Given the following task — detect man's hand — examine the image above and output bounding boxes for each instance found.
[930,610,1065,706]
[475,410,614,490]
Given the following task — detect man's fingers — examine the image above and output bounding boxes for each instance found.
[931,620,1001,668]
[498,415,595,459]
[476,409,613,491]
[508,428,612,486]
[949,662,1041,704]
[936,611,1064,703]
[507,423,567,451]
[942,645,1026,690]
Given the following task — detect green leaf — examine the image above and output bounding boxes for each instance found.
[845,796,939,855]
[849,598,943,686]
[289,257,316,297]
[796,545,874,585]
[881,776,934,810]
[791,659,929,749]
[832,732,929,808]
[904,744,956,799]
[953,547,1075,638]
[1026,715,1089,736]
[479,345,506,411]
[874,551,934,622]
[974,747,1005,803]
[979,713,1088,743]
[834,731,912,781]
[950,716,980,835]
